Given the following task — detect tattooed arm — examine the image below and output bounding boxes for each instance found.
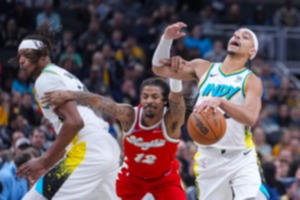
[42,91,135,132]
[164,91,186,139]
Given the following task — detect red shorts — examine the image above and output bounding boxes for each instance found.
[116,168,187,200]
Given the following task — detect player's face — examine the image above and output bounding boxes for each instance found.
[140,86,165,119]
[18,49,38,79]
[227,28,256,59]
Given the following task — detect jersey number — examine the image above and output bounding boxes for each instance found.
[134,153,157,165]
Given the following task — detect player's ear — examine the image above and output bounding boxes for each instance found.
[249,48,256,59]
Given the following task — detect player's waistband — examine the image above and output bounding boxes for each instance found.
[126,168,174,181]
[198,147,254,157]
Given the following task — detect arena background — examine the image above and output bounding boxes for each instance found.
[0,0,299,199]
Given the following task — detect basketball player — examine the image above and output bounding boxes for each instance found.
[15,25,120,199]
[41,77,189,200]
[152,22,270,200]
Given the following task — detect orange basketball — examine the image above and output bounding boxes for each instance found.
[187,108,226,145]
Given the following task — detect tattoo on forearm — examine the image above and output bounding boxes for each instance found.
[72,91,134,130]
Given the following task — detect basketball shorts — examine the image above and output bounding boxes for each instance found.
[23,133,120,200]
[194,147,269,200]
[116,168,187,200]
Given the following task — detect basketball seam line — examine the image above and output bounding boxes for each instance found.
[199,111,218,139]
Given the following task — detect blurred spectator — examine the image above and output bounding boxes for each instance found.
[263,162,287,200]
[36,0,61,31]
[0,114,29,149]
[78,20,106,51]
[249,4,270,26]
[30,128,46,155]
[184,25,213,57]
[7,0,34,31]
[204,40,226,62]
[115,35,145,63]
[286,88,300,108]
[101,43,124,99]
[10,92,22,116]
[56,29,75,58]
[273,0,300,27]
[11,70,33,95]
[199,5,218,35]
[253,127,272,161]
[104,11,129,36]
[273,128,291,157]
[2,131,25,162]
[83,51,110,94]
[120,79,139,105]
[59,43,83,71]
[290,138,300,160]
[39,117,56,148]
[276,104,291,127]
[109,29,123,52]
[20,93,39,126]
[223,3,245,25]
[109,0,142,22]
[0,92,10,127]
[0,146,36,200]
[287,166,300,199]
[0,18,23,50]
[87,0,111,22]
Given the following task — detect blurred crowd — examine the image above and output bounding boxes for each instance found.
[0,0,300,199]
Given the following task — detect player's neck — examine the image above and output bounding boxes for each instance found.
[141,112,163,127]
[222,55,247,73]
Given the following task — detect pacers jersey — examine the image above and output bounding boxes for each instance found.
[121,105,179,179]
[34,64,110,148]
[195,62,254,150]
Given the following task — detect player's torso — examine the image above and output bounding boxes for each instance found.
[195,62,254,150]
[34,64,109,140]
[122,106,179,179]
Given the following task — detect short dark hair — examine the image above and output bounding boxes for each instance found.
[140,78,170,103]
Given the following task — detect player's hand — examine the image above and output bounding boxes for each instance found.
[194,98,223,113]
[41,90,72,107]
[163,22,187,40]
[160,56,187,73]
[17,157,47,181]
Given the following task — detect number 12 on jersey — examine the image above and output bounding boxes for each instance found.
[134,153,157,165]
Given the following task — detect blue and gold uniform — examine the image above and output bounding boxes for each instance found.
[193,63,270,200]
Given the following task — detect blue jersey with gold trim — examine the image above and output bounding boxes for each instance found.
[195,62,254,150]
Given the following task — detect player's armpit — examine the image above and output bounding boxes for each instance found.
[164,92,186,139]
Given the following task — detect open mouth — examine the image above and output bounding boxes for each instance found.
[230,41,240,47]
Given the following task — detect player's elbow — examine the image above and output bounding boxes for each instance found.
[68,116,84,130]
[152,65,164,77]
[246,117,258,127]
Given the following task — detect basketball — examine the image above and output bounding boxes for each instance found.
[187,108,226,145]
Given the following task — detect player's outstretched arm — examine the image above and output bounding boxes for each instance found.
[152,22,211,81]
[219,74,263,127]
[42,91,135,132]
[164,79,186,139]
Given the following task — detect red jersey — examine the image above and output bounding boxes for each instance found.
[122,105,180,179]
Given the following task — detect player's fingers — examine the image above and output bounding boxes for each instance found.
[179,32,186,38]
[17,164,28,178]
[171,57,177,72]
[159,58,171,66]
[176,22,187,28]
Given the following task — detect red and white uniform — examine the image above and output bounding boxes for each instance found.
[116,105,186,200]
